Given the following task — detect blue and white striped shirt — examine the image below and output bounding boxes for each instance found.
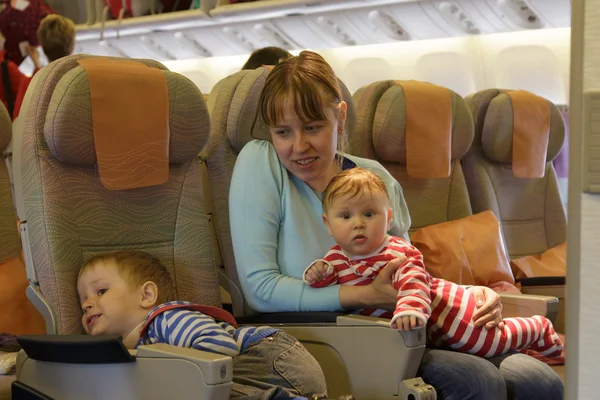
[136,301,279,357]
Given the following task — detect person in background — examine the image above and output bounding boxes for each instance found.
[12,14,75,120]
[242,47,292,70]
[0,31,32,116]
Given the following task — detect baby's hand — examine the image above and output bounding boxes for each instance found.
[305,262,330,284]
[391,316,424,331]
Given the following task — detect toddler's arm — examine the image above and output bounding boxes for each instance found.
[157,310,240,357]
[387,244,432,329]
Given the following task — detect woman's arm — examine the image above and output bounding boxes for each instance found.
[229,141,341,312]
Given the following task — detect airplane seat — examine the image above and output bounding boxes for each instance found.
[10,54,233,400]
[463,89,567,333]
[553,105,569,206]
[350,81,559,323]
[204,67,435,400]
[350,80,474,235]
[0,103,45,400]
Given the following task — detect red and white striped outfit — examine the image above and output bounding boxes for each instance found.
[304,235,563,359]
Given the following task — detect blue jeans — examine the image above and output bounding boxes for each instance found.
[419,349,563,400]
[230,331,328,399]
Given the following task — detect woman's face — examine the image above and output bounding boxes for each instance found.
[270,96,347,193]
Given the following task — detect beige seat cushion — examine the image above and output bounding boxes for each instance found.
[350,80,475,235]
[17,54,219,334]
[463,89,566,259]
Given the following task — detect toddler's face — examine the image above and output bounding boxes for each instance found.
[323,191,391,256]
[77,263,146,338]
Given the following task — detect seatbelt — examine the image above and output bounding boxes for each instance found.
[1,60,14,117]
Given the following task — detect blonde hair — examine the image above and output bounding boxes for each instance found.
[37,14,76,62]
[322,168,389,212]
[79,250,175,306]
[258,50,348,154]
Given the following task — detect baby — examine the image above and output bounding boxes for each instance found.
[77,250,329,400]
[303,168,563,359]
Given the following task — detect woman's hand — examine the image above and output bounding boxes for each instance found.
[339,257,404,310]
[470,286,505,330]
[365,257,406,309]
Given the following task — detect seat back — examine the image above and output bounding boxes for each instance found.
[350,80,474,235]
[205,67,356,316]
[0,103,19,270]
[13,54,219,335]
[463,89,566,259]
[0,102,45,336]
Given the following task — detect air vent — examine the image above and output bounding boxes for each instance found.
[139,36,176,60]
[221,26,256,52]
[254,24,294,48]
[174,32,212,57]
[368,10,410,41]
[437,2,481,35]
[497,0,544,29]
[98,41,128,58]
[316,17,356,47]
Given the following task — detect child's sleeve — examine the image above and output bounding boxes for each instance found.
[302,249,340,288]
[158,310,240,357]
[388,246,432,327]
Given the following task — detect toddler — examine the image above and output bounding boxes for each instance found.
[304,168,563,359]
[77,250,330,400]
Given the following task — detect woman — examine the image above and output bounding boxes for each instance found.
[229,51,563,399]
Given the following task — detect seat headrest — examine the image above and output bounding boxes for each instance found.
[228,68,272,153]
[480,90,564,175]
[354,80,474,178]
[226,67,357,154]
[44,57,209,171]
[0,102,10,152]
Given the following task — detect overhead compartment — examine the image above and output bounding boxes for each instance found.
[70,0,570,62]
[481,0,569,30]
[523,0,571,28]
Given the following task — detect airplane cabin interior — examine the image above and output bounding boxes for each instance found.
[0,0,597,399]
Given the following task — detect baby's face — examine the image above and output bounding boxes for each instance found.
[77,263,146,337]
[323,191,391,256]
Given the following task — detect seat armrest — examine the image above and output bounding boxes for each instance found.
[335,314,426,348]
[137,344,232,385]
[14,340,233,400]
[236,312,347,325]
[517,281,566,334]
[518,277,566,286]
[499,293,559,322]
[335,314,391,327]
[237,312,430,398]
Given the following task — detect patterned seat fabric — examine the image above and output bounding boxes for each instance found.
[0,101,17,400]
[349,80,475,235]
[0,101,19,269]
[463,89,566,259]
[16,54,220,335]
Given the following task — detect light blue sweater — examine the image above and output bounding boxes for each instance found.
[229,140,411,313]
